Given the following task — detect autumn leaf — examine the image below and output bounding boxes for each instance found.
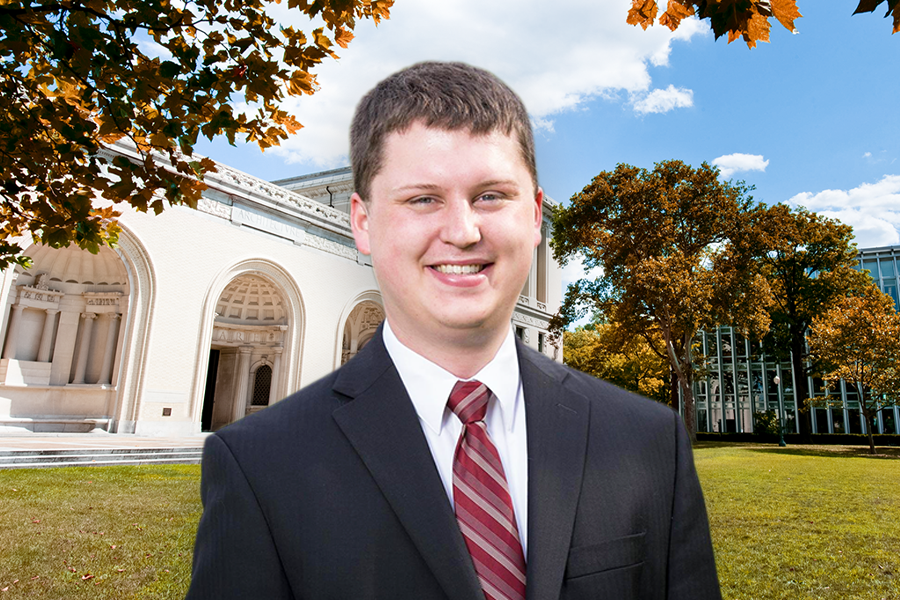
[0,0,394,267]
[772,0,802,32]
[625,0,893,46]
[627,0,658,29]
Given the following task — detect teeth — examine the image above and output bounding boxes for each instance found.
[434,264,484,275]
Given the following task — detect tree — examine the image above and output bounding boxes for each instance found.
[550,160,772,439]
[807,286,900,454]
[0,0,393,268]
[564,320,669,404]
[756,204,871,441]
[627,0,899,49]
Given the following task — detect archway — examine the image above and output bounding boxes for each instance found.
[340,300,385,366]
[200,273,293,431]
[0,241,132,432]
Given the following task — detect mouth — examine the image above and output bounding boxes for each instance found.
[430,264,488,275]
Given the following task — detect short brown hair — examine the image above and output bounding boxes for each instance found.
[350,61,537,202]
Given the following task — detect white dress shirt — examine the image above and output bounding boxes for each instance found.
[382,320,529,553]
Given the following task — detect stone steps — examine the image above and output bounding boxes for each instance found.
[0,447,203,469]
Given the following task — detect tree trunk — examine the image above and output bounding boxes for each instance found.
[669,368,678,409]
[678,373,696,443]
[790,333,812,442]
[860,394,877,455]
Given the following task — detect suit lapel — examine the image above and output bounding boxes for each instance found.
[331,331,483,600]
[519,343,590,600]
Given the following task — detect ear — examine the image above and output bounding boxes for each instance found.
[350,192,372,255]
[533,187,544,249]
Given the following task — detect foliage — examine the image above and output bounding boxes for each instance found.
[0,464,200,598]
[756,204,871,439]
[806,286,900,454]
[563,321,669,403]
[698,443,900,600]
[0,0,393,269]
[550,159,772,438]
[752,409,779,435]
[627,0,900,49]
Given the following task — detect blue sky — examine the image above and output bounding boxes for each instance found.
[194,0,900,281]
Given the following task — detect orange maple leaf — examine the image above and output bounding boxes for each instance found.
[772,0,802,32]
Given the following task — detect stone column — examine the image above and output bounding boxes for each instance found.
[268,350,282,405]
[36,308,60,363]
[233,346,252,422]
[98,313,121,385]
[72,313,97,384]
[2,304,25,360]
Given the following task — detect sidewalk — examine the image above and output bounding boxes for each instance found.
[0,433,209,452]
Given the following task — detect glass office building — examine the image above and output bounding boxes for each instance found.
[690,244,900,436]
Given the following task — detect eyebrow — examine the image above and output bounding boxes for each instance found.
[392,179,522,194]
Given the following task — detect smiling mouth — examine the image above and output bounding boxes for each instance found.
[432,264,486,275]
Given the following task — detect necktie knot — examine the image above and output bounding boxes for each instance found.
[448,380,490,425]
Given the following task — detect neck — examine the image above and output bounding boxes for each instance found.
[387,320,510,380]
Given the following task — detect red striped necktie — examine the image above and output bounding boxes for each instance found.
[448,380,526,600]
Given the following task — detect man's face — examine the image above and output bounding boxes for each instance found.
[350,121,542,349]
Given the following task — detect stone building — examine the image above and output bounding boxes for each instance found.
[0,148,563,436]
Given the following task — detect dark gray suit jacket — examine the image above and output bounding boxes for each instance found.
[186,332,721,599]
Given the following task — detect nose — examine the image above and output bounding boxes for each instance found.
[440,199,481,248]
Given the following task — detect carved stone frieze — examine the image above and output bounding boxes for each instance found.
[212,322,287,347]
[511,311,549,330]
[233,205,306,244]
[83,292,123,313]
[212,163,351,228]
[303,232,357,260]
[198,197,232,219]
[17,285,65,308]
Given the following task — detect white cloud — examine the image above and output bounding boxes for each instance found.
[788,174,900,249]
[863,151,872,158]
[137,39,173,60]
[632,85,694,114]
[257,0,705,169]
[559,255,604,329]
[711,153,769,178]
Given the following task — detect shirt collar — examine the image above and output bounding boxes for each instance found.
[382,320,521,436]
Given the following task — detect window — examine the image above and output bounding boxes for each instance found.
[251,365,272,406]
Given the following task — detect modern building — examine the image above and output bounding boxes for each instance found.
[0,148,563,436]
[691,244,900,436]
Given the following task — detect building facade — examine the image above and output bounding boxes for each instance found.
[0,149,563,436]
[691,244,900,436]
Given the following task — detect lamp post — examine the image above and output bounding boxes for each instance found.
[774,375,787,447]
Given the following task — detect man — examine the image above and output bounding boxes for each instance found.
[186,62,722,600]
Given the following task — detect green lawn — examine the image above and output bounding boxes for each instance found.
[0,464,200,599]
[0,445,897,599]
[697,444,900,600]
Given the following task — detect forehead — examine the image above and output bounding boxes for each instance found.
[371,122,530,194]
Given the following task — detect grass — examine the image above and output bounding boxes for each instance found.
[696,444,900,600]
[0,445,898,599]
[0,464,200,599]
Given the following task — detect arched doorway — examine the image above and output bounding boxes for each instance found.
[200,274,289,431]
[340,301,385,366]
[0,243,130,431]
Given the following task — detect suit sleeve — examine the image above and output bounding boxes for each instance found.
[666,412,723,600]
[185,434,294,600]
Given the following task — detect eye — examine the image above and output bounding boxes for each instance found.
[408,196,436,206]
[475,192,504,205]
